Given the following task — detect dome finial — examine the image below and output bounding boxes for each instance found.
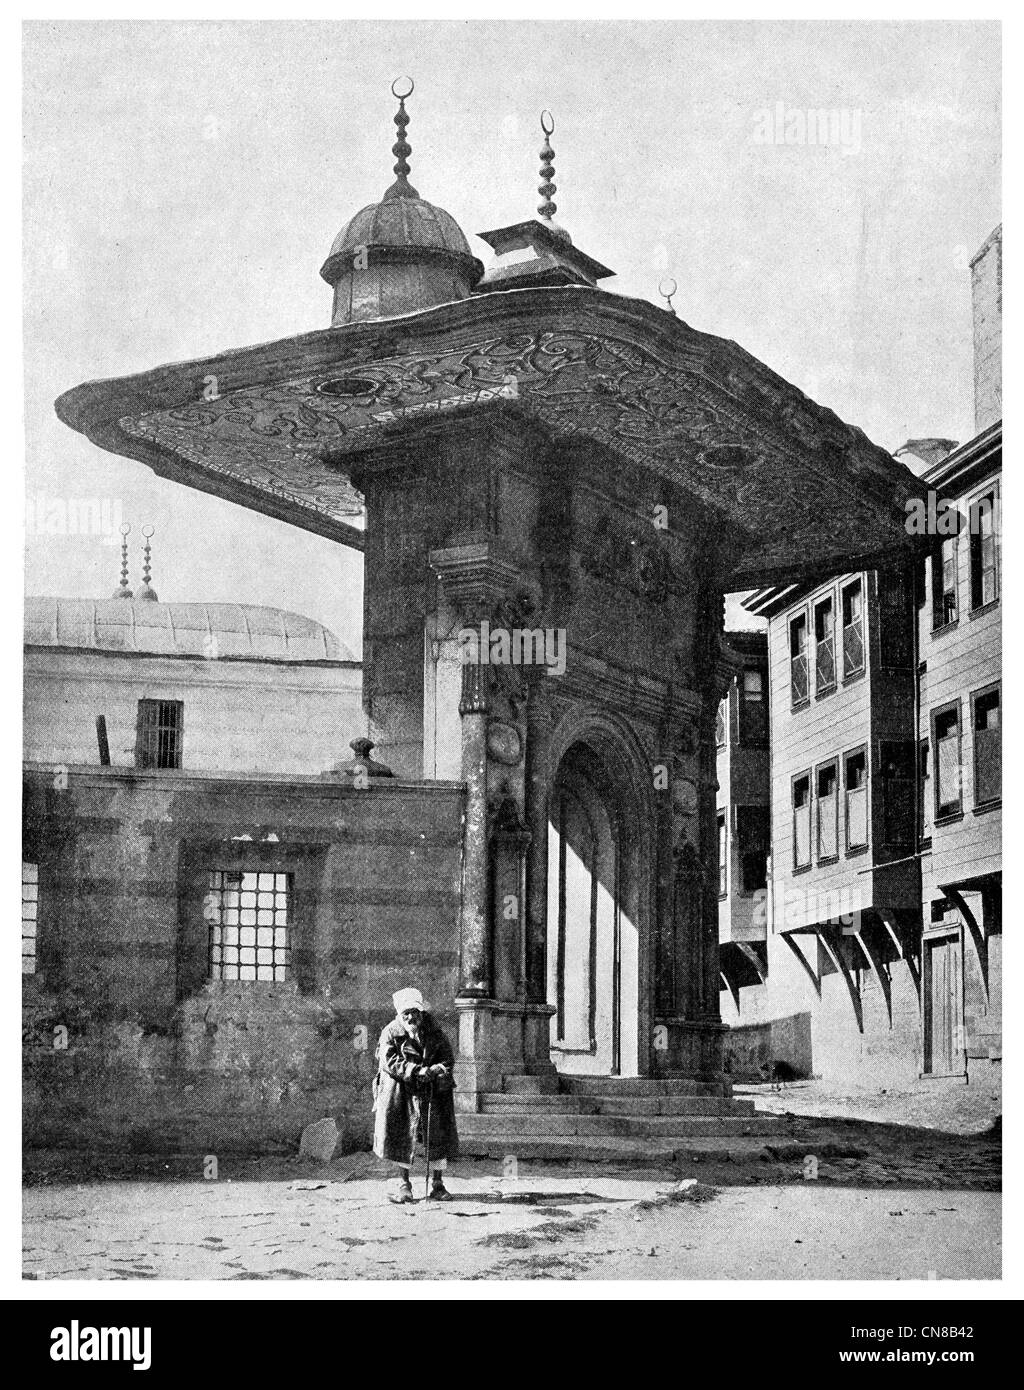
[384,77,419,200]
[137,524,159,602]
[538,111,558,223]
[658,276,678,317]
[112,522,133,599]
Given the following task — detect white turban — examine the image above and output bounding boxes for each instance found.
[392,987,424,1014]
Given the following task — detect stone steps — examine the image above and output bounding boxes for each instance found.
[480,1094,755,1117]
[457,1112,776,1139]
[557,1077,730,1098]
[457,1134,782,1165]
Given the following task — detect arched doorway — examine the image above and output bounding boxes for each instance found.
[546,742,641,1075]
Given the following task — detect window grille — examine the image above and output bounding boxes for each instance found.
[814,598,836,694]
[842,580,865,677]
[136,699,184,770]
[205,870,291,981]
[790,614,809,706]
[22,862,38,975]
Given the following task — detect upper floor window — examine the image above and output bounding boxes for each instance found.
[844,750,868,851]
[739,668,768,744]
[816,761,839,861]
[717,812,728,897]
[933,704,962,820]
[715,697,728,748]
[918,738,932,844]
[932,537,958,629]
[841,579,865,677]
[814,596,836,696]
[136,699,184,770]
[790,613,809,707]
[880,741,916,847]
[969,489,1000,609]
[736,804,770,894]
[22,862,38,975]
[793,773,811,869]
[972,685,1001,807]
[205,870,291,982]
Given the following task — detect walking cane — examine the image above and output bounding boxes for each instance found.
[423,1077,434,1200]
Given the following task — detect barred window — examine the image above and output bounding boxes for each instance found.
[136,699,184,770]
[842,579,865,677]
[205,870,291,981]
[22,862,38,975]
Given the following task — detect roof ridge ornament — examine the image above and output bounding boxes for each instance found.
[383,77,419,200]
[658,276,678,317]
[537,110,570,242]
[112,522,133,599]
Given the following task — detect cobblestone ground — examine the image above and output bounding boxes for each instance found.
[23,1096,1000,1283]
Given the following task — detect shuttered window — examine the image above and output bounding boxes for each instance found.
[845,750,868,850]
[790,613,809,707]
[816,762,838,860]
[970,490,999,609]
[842,579,865,677]
[814,597,836,695]
[933,706,963,819]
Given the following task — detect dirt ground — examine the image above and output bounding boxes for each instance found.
[23,1086,1001,1283]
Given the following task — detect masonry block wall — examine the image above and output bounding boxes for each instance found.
[23,769,463,1153]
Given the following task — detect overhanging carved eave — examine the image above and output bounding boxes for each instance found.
[55,286,931,583]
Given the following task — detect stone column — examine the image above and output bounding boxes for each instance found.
[458,654,491,998]
[523,672,552,1004]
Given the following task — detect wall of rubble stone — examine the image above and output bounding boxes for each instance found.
[23,768,463,1155]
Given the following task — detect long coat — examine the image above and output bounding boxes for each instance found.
[371,1013,459,1164]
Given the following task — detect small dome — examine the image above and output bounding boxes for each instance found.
[320,191,483,326]
[319,86,482,325]
[25,597,357,663]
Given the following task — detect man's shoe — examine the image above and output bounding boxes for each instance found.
[388,1181,414,1205]
[427,1180,452,1201]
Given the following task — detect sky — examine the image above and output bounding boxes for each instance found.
[22,20,1001,652]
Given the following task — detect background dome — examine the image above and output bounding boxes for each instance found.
[25,597,355,663]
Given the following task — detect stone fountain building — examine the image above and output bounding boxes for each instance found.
[32,88,930,1153]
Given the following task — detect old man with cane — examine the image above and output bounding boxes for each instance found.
[372,987,458,1204]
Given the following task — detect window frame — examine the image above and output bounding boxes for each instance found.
[931,536,959,631]
[205,868,293,983]
[918,736,932,847]
[789,609,810,710]
[22,861,39,975]
[135,698,185,771]
[813,592,837,698]
[969,485,1000,611]
[843,745,869,854]
[970,682,1001,810]
[792,770,812,871]
[815,757,840,864]
[717,811,728,899]
[932,701,964,822]
[739,666,768,745]
[841,577,866,680]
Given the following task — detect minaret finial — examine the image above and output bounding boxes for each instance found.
[384,77,419,200]
[112,522,133,599]
[137,524,159,602]
[658,276,678,317]
[538,110,557,223]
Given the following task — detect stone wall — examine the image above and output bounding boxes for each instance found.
[23,768,463,1154]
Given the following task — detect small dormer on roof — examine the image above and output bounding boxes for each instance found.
[319,79,483,326]
[476,111,615,292]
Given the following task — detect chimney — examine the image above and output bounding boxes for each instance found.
[970,224,1002,434]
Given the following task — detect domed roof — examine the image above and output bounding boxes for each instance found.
[319,84,482,325]
[24,596,356,663]
[325,196,475,266]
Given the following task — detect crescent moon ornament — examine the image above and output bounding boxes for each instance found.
[391,76,414,100]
